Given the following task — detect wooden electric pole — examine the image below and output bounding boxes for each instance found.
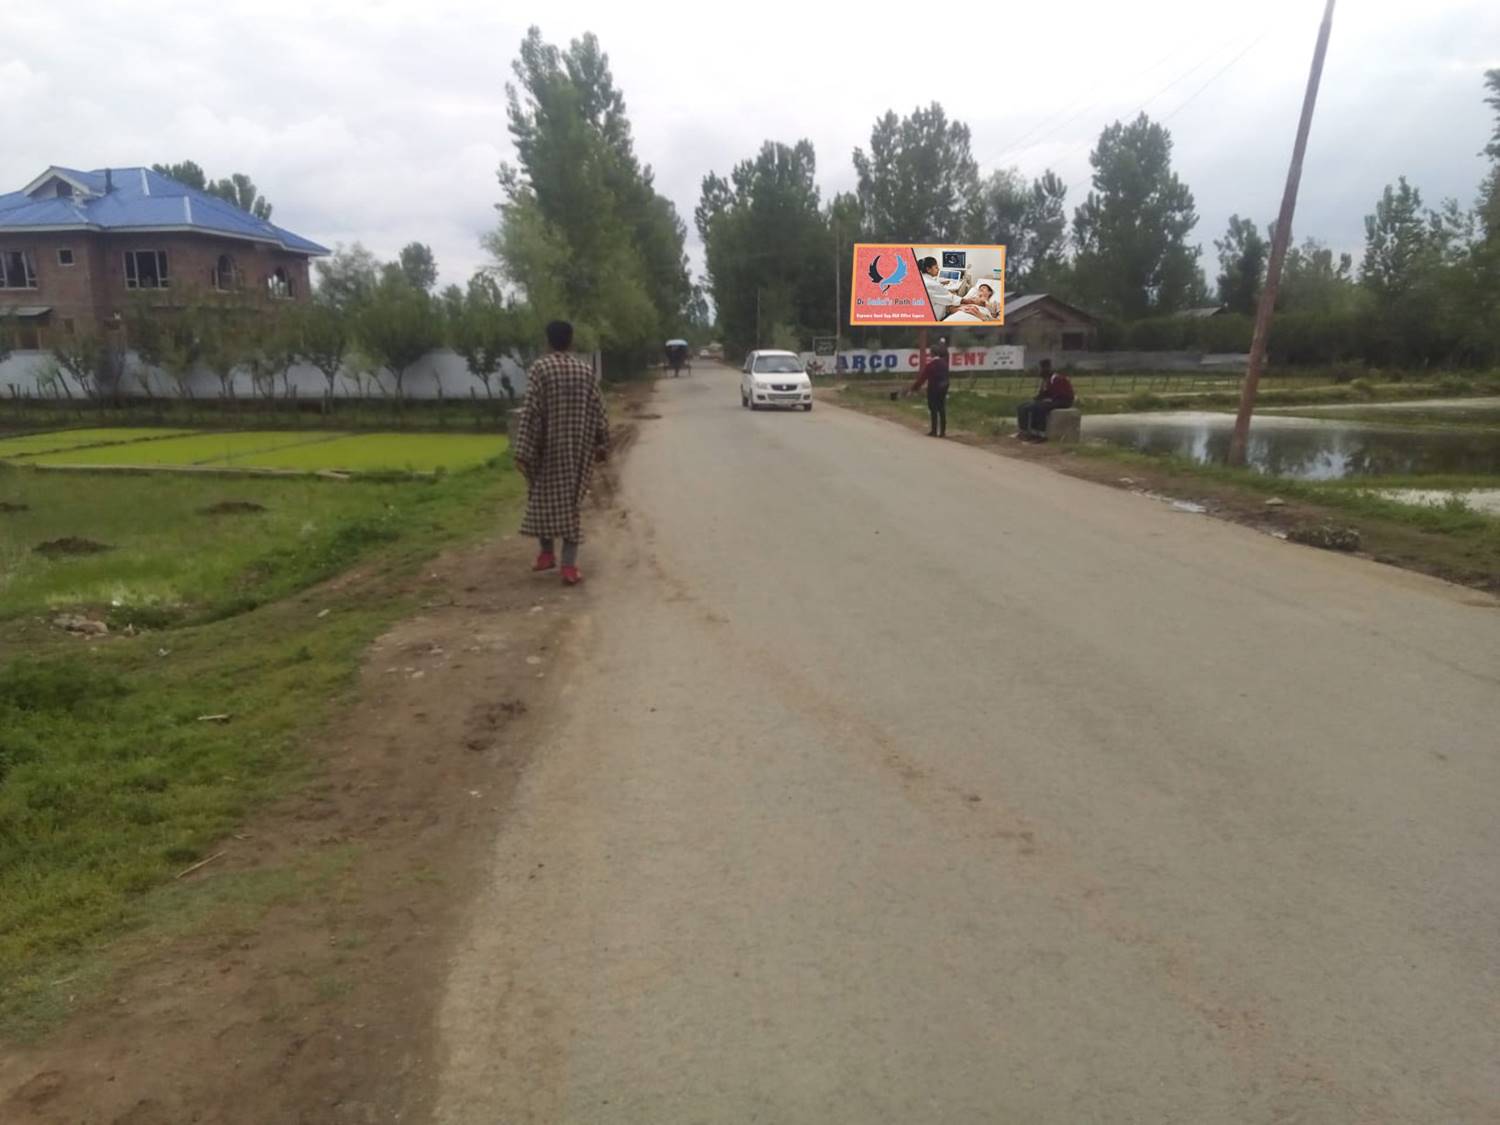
[1227,0,1336,467]
[833,219,842,358]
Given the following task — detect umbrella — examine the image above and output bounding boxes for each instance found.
[665,338,689,348]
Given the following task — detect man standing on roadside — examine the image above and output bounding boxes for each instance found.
[1016,358,1075,441]
[514,321,609,586]
[908,339,951,437]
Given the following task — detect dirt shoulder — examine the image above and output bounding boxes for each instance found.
[826,387,1500,594]
[0,422,640,1125]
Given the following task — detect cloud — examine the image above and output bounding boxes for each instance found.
[3,0,1496,292]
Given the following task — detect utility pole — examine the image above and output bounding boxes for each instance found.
[1228,0,1336,466]
[833,218,842,359]
[756,288,762,349]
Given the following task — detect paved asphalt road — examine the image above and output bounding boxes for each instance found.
[434,363,1500,1123]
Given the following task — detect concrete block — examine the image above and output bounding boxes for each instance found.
[1046,407,1081,443]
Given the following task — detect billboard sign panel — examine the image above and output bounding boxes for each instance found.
[849,243,1007,327]
[801,346,1024,376]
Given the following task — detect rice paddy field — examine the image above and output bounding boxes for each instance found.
[0,427,193,458]
[0,428,507,474]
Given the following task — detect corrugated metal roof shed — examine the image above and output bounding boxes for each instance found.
[1003,293,1099,323]
[0,165,328,255]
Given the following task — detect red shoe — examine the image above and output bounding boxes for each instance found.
[532,551,556,572]
[560,565,583,586]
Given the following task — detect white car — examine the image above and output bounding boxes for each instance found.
[741,350,813,411]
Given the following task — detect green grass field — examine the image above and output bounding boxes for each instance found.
[0,461,524,1034]
[24,430,342,467]
[207,432,508,473]
[12,427,506,474]
[0,427,193,458]
[1,467,497,624]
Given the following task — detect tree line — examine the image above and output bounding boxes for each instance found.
[482,27,705,374]
[8,241,532,405]
[19,44,1492,381]
[697,70,1500,367]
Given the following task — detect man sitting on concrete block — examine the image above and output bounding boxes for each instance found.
[1016,359,1076,442]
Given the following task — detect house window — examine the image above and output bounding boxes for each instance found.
[124,250,169,290]
[57,248,75,267]
[1062,331,1086,352]
[0,249,39,289]
[266,267,294,299]
[61,318,76,336]
[213,254,239,291]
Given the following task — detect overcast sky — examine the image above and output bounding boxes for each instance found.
[3,0,1496,293]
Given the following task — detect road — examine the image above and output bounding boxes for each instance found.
[433,364,1500,1123]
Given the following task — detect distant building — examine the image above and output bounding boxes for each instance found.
[999,294,1100,356]
[0,166,328,350]
[1177,305,1227,319]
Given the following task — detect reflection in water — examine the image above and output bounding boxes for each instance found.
[1084,413,1500,480]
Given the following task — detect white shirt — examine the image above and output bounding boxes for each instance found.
[924,273,960,316]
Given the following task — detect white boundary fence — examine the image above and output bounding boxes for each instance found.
[0,348,531,401]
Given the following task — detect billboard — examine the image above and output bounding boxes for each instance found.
[801,345,1024,376]
[849,243,1006,327]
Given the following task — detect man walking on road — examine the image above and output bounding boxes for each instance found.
[1016,358,1074,441]
[514,320,609,586]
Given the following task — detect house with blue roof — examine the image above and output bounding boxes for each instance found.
[0,166,328,350]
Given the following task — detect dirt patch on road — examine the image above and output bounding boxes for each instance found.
[0,532,595,1124]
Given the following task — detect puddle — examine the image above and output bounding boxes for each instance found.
[1085,411,1500,480]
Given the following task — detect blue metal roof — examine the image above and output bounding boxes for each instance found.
[0,166,328,255]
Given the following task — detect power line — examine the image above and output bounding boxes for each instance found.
[1163,29,1273,122]
[972,37,1191,168]
[1058,26,1275,199]
[974,26,1268,173]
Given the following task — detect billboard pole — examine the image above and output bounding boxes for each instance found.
[917,327,928,387]
[1228,0,1336,467]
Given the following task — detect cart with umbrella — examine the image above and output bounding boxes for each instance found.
[664,338,691,378]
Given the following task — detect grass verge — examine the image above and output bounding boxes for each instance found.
[0,461,524,1037]
[832,374,1500,418]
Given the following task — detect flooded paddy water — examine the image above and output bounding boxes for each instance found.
[1083,407,1500,481]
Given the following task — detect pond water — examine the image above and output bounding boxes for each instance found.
[1084,411,1500,480]
[1270,397,1500,427]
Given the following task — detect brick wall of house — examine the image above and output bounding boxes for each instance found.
[95,233,313,316]
[0,229,315,350]
[0,232,99,345]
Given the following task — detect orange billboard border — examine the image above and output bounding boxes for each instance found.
[848,242,1007,328]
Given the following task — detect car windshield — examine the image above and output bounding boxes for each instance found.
[754,356,804,374]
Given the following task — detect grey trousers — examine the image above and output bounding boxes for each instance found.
[539,538,578,566]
